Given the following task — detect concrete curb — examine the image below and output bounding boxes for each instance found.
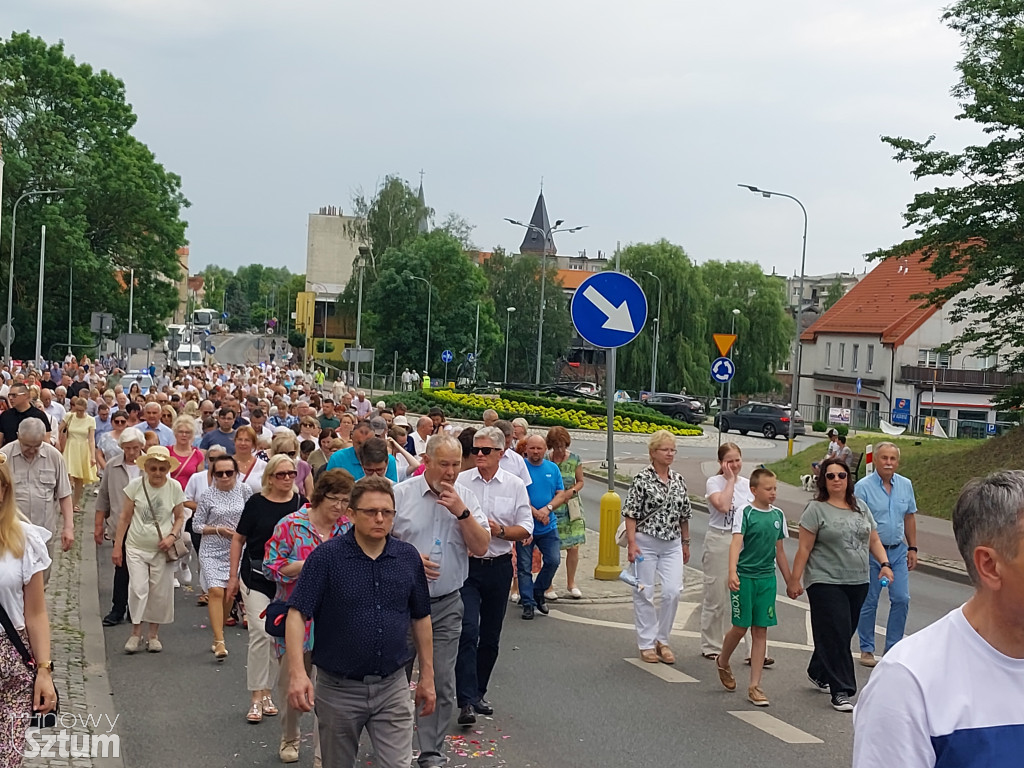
[79,519,125,768]
[581,470,970,585]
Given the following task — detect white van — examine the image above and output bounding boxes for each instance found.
[162,324,191,353]
[172,344,204,369]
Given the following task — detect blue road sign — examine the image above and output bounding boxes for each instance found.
[441,350,454,363]
[986,423,997,436]
[222,312,229,319]
[710,356,735,384]
[856,377,862,395]
[467,352,476,363]
[892,397,911,426]
[208,345,216,354]
[570,272,647,349]
[203,329,211,336]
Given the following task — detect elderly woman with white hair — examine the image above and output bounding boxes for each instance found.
[112,445,188,653]
[95,427,147,627]
[622,430,692,665]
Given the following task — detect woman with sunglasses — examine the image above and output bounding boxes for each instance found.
[297,417,320,444]
[306,429,336,477]
[228,454,307,724]
[264,468,354,764]
[193,455,253,660]
[270,433,313,498]
[97,410,130,471]
[788,457,894,713]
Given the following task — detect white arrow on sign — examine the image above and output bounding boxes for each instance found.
[582,285,635,333]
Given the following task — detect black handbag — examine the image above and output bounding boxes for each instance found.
[0,601,60,728]
[261,600,290,638]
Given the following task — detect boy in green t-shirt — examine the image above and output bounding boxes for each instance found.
[715,468,796,707]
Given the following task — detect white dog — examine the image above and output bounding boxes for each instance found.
[800,474,815,492]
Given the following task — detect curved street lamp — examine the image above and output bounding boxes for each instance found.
[504,306,516,383]
[738,184,808,456]
[504,217,587,384]
[409,274,432,374]
[643,270,663,394]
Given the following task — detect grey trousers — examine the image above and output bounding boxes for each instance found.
[413,591,463,768]
[315,670,413,768]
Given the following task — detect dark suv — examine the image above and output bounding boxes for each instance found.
[714,402,805,439]
[642,393,705,425]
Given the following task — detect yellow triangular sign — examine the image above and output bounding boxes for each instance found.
[713,333,737,357]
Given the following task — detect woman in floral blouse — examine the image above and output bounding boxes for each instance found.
[623,430,692,665]
[264,468,354,765]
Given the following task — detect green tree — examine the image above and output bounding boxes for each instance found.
[823,277,846,311]
[615,240,713,395]
[0,33,189,356]
[438,212,476,250]
[480,247,573,383]
[345,175,431,268]
[699,261,794,395]
[362,231,500,376]
[200,265,233,315]
[873,0,1024,407]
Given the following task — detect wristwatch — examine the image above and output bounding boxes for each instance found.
[457,509,470,521]
[498,525,506,539]
[545,504,553,512]
[37,660,54,672]
[881,562,892,570]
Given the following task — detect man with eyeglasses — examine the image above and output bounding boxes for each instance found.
[200,407,238,455]
[0,383,52,446]
[393,434,489,768]
[286,476,436,768]
[855,442,919,668]
[455,426,533,724]
[327,422,399,482]
[493,420,533,489]
[1,418,74,585]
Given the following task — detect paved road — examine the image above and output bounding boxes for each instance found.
[94,472,970,768]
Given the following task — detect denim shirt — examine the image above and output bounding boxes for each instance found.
[854,472,917,547]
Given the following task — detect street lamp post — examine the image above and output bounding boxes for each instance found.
[504,217,586,385]
[504,306,516,383]
[644,270,663,394]
[409,274,432,375]
[354,247,369,386]
[738,184,808,457]
[725,308,741,413]
[6,188,71,360]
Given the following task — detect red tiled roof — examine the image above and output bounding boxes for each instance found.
[555,269,593,290]
[800,250,965,346]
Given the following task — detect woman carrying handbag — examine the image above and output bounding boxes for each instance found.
[0,453,58,767]
[112,446,187,654]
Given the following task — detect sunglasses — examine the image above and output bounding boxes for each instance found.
[825,471,848,480]
[214,469,236,478]
[469,446,496,456]
[353,507,396,519]
[281,451,297,457]
[112,419,127,425]
[273,470,298,479]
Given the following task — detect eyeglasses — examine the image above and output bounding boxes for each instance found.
[214,470,236,478]
[469,446,495,456]
[353,507,396,519]
[324,494,349,505]
[825,472,848,480]
[146,465,170,474]
[361,465,388,476]
[273,470,298,479]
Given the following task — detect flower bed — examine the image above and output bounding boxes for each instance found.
[386,390,702,436]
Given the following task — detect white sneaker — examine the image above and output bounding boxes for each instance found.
[544,589,559,601]
[178,564,193,585]
[173,577,180,589]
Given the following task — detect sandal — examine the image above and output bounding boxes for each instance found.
[702,652,720,660]
[261,696,279,716]
[246,702,263,723]
[212,641,228,660]
[225,617,238,627]
[197,594,209,607]
[744,656,775,667]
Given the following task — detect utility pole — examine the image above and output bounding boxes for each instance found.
[34,226,46,367]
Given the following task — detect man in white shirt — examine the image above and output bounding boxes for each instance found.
[412,416,433,457]
[393,434,489,768]
[353,389,372,419]
[493,420,532,489]
[853,470,1024,768]
[454,426,533,724]
[39,388,67,442]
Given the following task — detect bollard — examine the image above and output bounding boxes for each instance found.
[866,443,873,475]
[594,490,623,580]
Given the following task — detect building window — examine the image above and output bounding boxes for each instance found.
[918,348,951,369]
[867,344,875,372]
[839,343,846,370]
[825,342,832,369]
[851,344,859,372]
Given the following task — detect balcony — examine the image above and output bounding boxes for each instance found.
[900,365,1024,392]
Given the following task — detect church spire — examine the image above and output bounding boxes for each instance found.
[519,189,556,255]
[416,170,429,234]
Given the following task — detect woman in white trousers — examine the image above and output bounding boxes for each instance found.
[623,431,693,664]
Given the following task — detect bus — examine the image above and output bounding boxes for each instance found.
[192,308,225,334]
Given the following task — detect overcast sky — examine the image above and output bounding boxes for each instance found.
[8,1,979,279]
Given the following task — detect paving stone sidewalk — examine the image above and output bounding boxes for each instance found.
[24,499,123,768]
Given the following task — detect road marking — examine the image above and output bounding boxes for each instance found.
[548,610,813,651]
[728,711,823,744]
[624,658,699,683]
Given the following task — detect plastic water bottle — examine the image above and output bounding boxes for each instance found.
[880,576,890,588]
[618,556,645,591]
[429,538,443,571]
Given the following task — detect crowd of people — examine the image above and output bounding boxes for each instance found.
[0,354,1019,768]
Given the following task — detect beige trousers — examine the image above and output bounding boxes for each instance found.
[126,547,175,625]
[700,526,746,656]
[278,651,321,760]
[241,583,278,692]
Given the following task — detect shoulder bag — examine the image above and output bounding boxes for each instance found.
[615,500,663,548]
[140,480,188,562]
[0,601,60,728]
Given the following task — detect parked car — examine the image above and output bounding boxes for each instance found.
[643,393,706,425]
[714,402,805,439]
